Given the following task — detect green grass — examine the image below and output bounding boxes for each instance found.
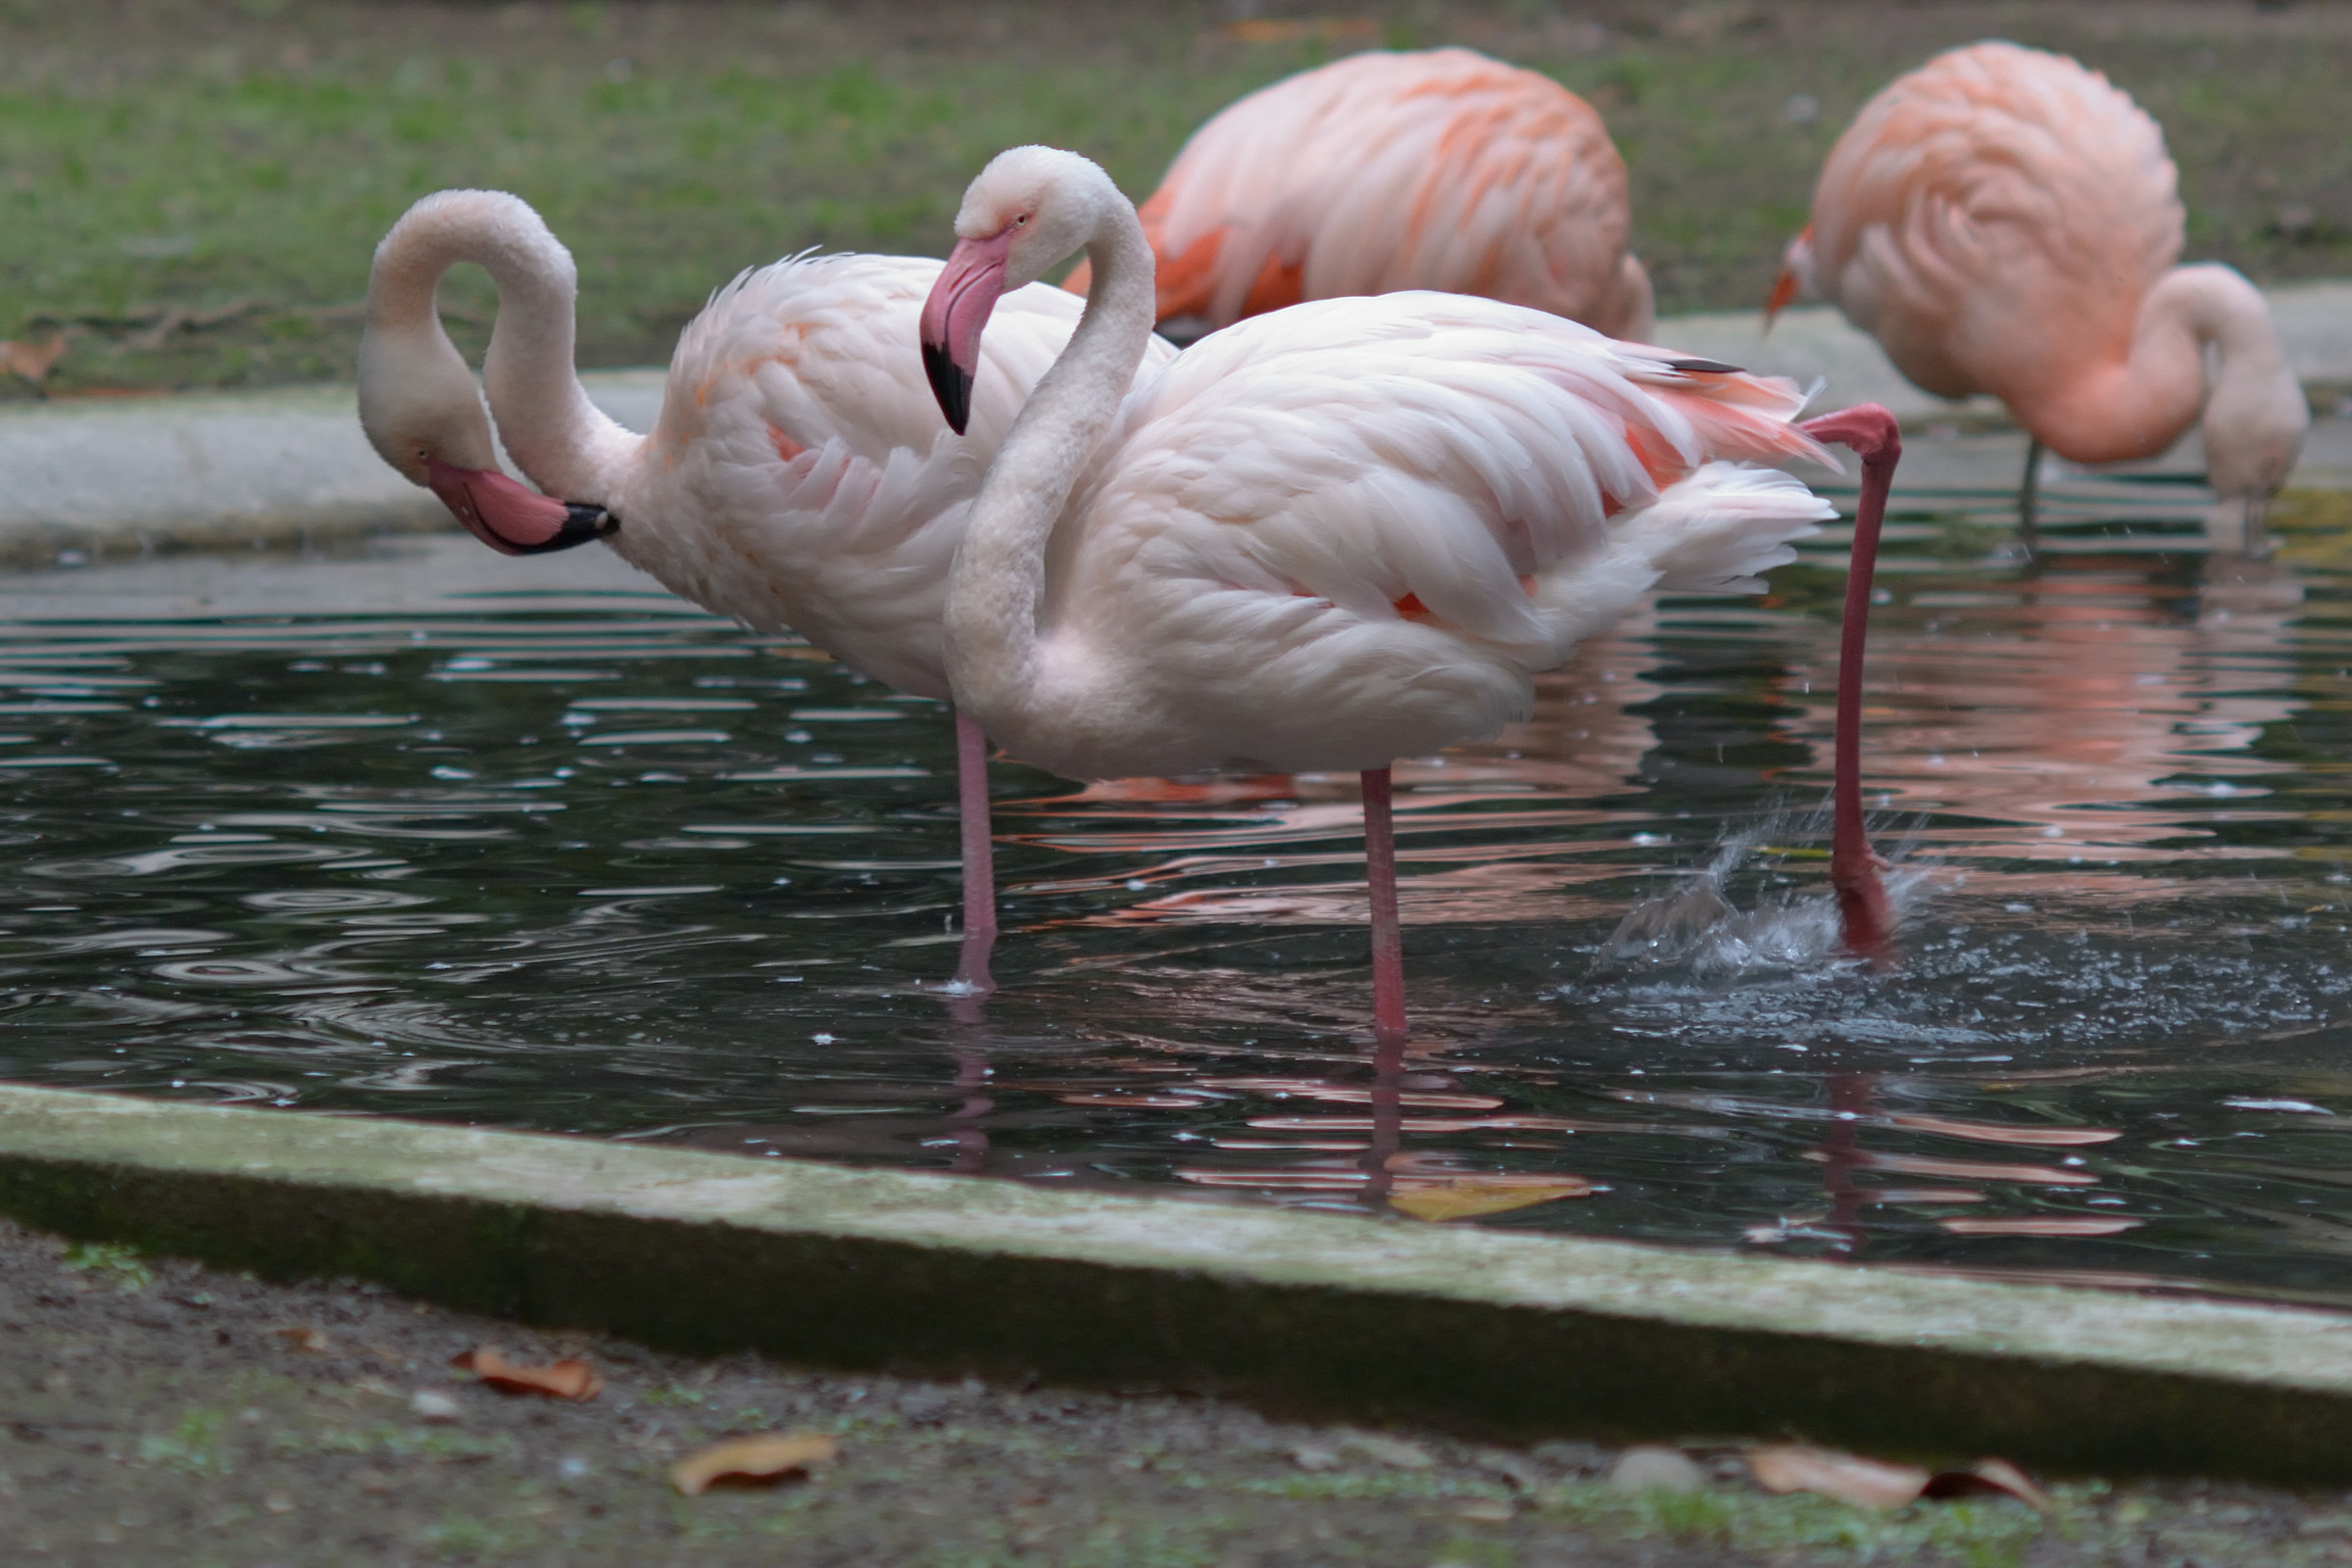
[59,1239,154,1291]
[136,1405,233,1475]
[4,1,2349,397]
[1538,1478,2052,1566]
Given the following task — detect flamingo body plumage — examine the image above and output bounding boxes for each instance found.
[359,188,1178,702]
[976,292,1834,782]
[1778,42,2304,514]
[1063,48,1653,340]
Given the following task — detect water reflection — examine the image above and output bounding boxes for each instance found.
[0,483,2349,1300]
[1008,611,1664,931]
[1779,552,2308,865]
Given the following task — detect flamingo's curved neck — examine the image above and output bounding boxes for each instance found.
[2013,265,2300,494]
[2163,265,2306,500]
[364,194,638,503]
[944,184,1158,726]
[2008,292,2204,467]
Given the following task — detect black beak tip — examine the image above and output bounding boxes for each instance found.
[514,503,618,555]
[922,339,973,436]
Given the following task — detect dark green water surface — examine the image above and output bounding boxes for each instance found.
[8,461,2352,1305]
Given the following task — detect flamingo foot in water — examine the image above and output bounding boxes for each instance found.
[1797,403,1900,964]
[948,710,999,1002]
[1360,766,1408,1044]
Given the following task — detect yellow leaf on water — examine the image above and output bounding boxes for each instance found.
[1390,1175,1592,1222]
[1748,1444,1930,1510]
[669,1434,840,1496]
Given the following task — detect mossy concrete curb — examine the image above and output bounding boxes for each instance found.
[0,370,664,564]
[3,1085,2351,1483]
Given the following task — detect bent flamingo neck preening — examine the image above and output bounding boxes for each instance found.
[1797,403,1899,963]
[359,189,638,554]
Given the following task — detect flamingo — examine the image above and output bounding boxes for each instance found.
[1770,41,2306,552]
[1060,48,1653,342]
[920,146,1902,1041]
[356,188,1178,995]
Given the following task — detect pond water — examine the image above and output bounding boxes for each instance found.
[8,430,2352,1306]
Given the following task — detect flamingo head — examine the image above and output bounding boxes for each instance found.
[358,331,614,556]
[920,146,1119,433]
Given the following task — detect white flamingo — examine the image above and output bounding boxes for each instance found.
[357,188,1178,993]
[919,147,1902,1038]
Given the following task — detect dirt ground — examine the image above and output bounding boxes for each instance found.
[2,1218,2349,1567]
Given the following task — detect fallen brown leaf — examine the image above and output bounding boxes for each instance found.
[1924,1457,2051,1510]
[272,1325,330,1353]
[1390,1175,1593,1222]
[1748,1445,1930,1510]
[449,1348,602,1401]
[0,334,72,384]
[669,1434,839,1495]
[1224,17,1379,43]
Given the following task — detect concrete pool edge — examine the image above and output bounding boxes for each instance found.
[2,1085,2351,1482]
[4,281,2350,558]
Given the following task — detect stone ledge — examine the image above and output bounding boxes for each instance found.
[1,1084,2349,1481]
[5,282,2350,556]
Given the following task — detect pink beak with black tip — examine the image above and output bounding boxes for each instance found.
[919,230,1015,435]
[425,459,617,557]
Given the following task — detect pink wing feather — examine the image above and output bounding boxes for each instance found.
[1069,49,1650,338]
[1018,294,1832,778]
[1800,41,2182,408]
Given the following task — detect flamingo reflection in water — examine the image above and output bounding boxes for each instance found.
[1778,552,2305,885]
[1002,609,1667,947]
[1740,1072,2134,1261]
[1602,531,2311,978]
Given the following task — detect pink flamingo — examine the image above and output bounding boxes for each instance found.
[921,147,1901,1040]
[357,189,1178,995]
[1061,48,1652,342]
[1771,41,2305,550]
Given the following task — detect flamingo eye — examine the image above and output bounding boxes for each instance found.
[1013,214,1029,226]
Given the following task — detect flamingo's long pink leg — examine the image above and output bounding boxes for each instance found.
[1797,404,1901,962]
[1360,766,1408,1043]
[951,710,999,997]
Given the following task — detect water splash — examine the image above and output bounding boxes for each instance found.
[1592,808,1937,981]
